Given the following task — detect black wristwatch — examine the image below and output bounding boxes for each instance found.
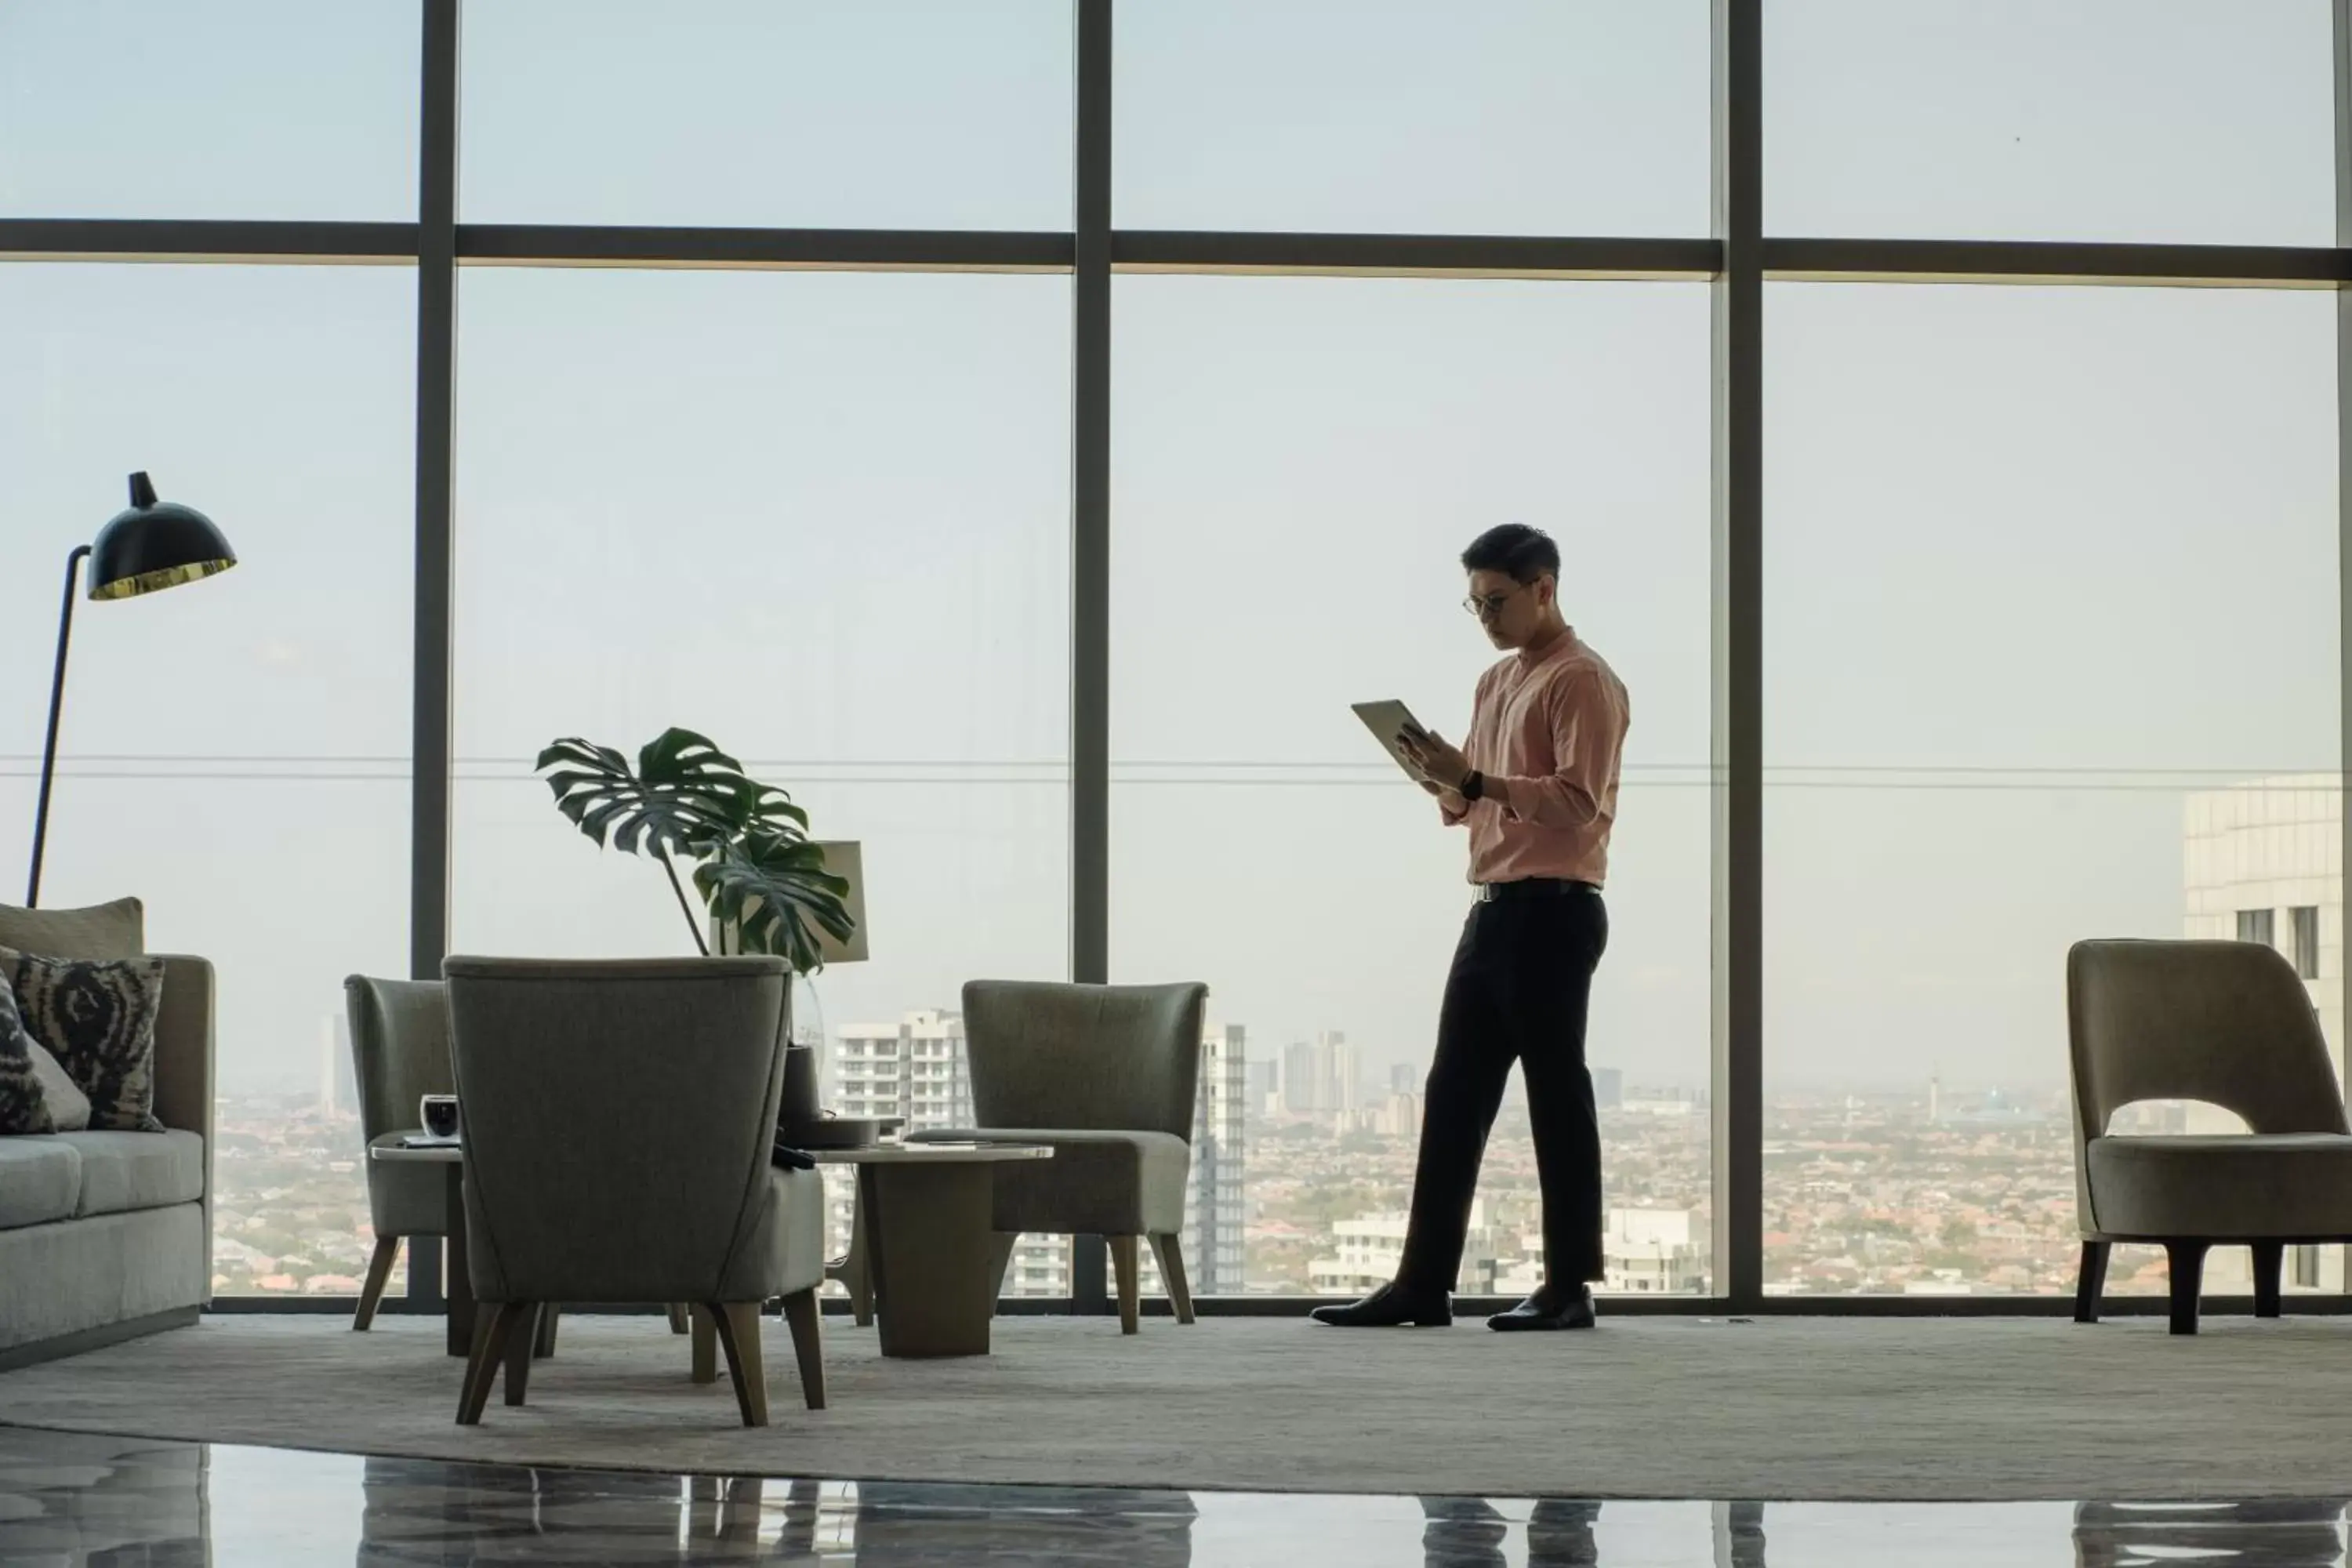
[1461,770,1485,802]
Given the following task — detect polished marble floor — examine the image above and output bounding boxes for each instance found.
[0,1424,2342,1566]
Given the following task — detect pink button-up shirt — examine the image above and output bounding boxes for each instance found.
[1440,626,1630,887]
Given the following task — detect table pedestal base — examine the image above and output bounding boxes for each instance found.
[860,1163,1001,1357]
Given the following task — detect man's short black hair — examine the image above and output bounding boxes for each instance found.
[1460,523,1560,584]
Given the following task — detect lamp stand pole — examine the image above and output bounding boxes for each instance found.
[27,546,92,908]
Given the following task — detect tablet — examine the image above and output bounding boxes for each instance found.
[1352,700,1436,784]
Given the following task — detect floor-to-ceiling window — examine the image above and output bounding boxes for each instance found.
[449,267,1076,1294]
[4,0,2343,1314]
[1759,0,2342,1298]
[1109,274,1713,1295]
[2,1,421,1301]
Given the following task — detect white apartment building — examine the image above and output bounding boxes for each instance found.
[1338,1091,1423,1139]
[2183,775,2344,1294]
[1310,1200,1497,1297]
[833,1009,973,1129]
[1602,1207,1708,1294]
[828,1010,1066,1297]
[1490,1207,1708,1298]
[828,1011,1251,1302]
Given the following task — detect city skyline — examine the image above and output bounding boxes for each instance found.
[211,1073,2160,1301]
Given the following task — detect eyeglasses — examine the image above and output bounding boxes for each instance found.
[1463,583,1531,620]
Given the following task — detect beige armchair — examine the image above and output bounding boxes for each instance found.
[442,956,828,1425]
[2068,938,2352,1334]
[910,979,1209,1333]
[343,976,454,1330]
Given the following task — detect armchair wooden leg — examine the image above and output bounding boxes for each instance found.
[708,1301,771,1428]
[1149,1232,1196,1325]
[2166,1241,2209,1336]
[2253,1242,2285,1319]
[456,1302,528,1425]
[1111,1235,1141,1334]
[666,1302,691,1336]
[2072,1241,2111,1325]
[534,1303,561,1357]
[780,1287,827,1410]
[353,1235,401,1331]
[691,1305,718,1384]
[503,1303,541,1405]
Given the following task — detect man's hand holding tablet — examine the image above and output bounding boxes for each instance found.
[1352,700,1470,815]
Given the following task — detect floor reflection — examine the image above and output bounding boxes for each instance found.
[1421,1497,1601,1566]
[2074,1500,2349,1568]
[0,1425,2343,1566]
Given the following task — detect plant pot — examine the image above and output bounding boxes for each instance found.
[782,1040,821,1127]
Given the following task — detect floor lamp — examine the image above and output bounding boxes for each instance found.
[26,471,237,907]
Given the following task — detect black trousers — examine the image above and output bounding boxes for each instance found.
[1396,887,1609,1291]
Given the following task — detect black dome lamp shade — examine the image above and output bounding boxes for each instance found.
[89,470,237,600]
[26,472,237,906]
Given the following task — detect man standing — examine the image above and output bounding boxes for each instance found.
[1313,523,1629,1330]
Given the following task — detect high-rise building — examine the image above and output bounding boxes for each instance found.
[317,1014,357,1120]
[1247,1058,1279,1116]
[1185,1024,1248,1297]
[2183,775,2343,1294]
[1279,1031,1362,1118]
[1374,1091,1421,1140]
[1322,1030,1360,1114]
[1390,1062,1420,1095]
[829,1010,1069,1298]
[1592,1065,1624,1110]
[1280,1040,1319,1115]
[2184,775,2341,1067]
[1126,1022,1251,1301]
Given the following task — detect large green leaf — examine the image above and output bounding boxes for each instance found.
[694,832,855,974]
[535,727,807,859]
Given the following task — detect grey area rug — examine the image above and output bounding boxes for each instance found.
[1,1313,2348,1501]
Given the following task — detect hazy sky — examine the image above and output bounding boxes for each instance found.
[0,2,2339,1123]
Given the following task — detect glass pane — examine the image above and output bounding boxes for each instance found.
[0,1,419,220]
[1766,0,2335,245]
[452,268,1071,1290]
[0,262,416,1296]
[1112,276,1713,1297]
[460,0,1072,228]
[1116,0,1710,237]
[1765,283,2339,1297]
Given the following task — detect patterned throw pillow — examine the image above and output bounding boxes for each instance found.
[2,947,167,1132]
[27,1039,92,1131]
[0,975,56,1135]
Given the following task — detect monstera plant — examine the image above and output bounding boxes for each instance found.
[535,728,855,973]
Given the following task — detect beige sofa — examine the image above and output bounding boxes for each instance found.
[0,900,213,1369]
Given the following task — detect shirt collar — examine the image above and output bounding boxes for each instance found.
[1517,623,1578,667]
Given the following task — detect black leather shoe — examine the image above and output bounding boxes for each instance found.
[1309,1282,1453,1327]
[1486,1285,1595,1331]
